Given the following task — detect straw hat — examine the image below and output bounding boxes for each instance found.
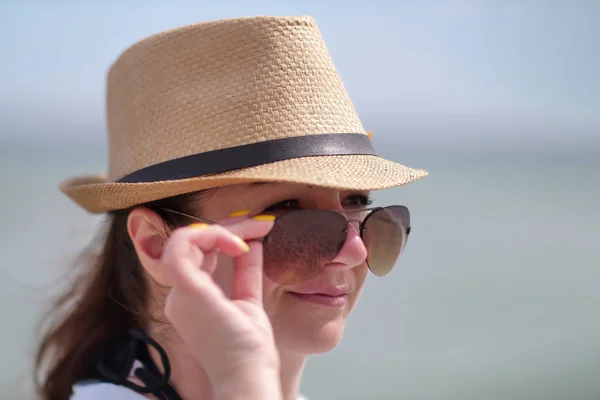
[60,15,428,214]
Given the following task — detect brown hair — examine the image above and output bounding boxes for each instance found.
[34,190,214,400]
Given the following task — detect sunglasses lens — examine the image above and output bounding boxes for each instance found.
[362,206,410,277]
[262,209,348,285]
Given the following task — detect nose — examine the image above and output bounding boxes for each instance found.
[328,220,368,269]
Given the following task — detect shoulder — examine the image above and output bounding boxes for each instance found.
[71,381,311,400]
[70,382,146,399]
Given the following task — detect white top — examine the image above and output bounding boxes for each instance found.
[71,382,310,400]
[71,382,147,399]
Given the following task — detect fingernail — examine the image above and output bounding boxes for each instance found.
[233,235,250,252]
[189,223,210,229]
[228,209,250,218]
[253,214,276,222]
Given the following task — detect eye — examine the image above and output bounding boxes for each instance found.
[263,199,301,213]
[263,195,372,213]
[343,194,373,208]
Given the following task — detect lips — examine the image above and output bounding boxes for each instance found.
[287,289,349,307]
[288,285,350,297]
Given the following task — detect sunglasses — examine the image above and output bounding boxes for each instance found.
[160,205,411,285]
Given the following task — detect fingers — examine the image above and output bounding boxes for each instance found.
[163,273,242,364]
[160,214,276,370]
[188,224,251,256]
[162,225,246,329]
[160,217,274,289]
[232,240,264,305]
[222,216,274,304]
[161,224,249,288]
[219,216,274,240]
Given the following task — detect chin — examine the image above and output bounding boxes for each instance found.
[273,315,347,355]
[266,286,361,355]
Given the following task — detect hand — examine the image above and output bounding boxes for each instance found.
[159,214,281,399]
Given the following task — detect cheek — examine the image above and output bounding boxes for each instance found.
[352,264,369,299]
[262,276,281,312]
[356,263,369,283]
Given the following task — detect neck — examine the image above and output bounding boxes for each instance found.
[148,335,307,400]
[279,350,307,400]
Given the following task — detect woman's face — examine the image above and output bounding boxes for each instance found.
[201,183,371,355]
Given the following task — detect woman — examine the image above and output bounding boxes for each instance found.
[35,15,428,400]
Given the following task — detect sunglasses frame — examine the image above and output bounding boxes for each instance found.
[158,205,411,281]
[159,206,411,237]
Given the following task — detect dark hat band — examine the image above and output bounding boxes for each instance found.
[116,133,376,183]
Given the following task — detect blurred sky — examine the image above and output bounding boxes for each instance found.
[1,0,598,145]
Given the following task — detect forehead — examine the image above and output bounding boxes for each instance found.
[215,182,322,199]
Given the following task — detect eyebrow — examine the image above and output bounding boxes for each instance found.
[249,182,315,189]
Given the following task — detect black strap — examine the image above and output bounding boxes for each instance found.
[95,329,182,400]
[117,133,375,183]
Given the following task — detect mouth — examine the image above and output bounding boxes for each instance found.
[287,285,350,307]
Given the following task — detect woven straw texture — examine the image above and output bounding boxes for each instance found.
[60,15,428,213]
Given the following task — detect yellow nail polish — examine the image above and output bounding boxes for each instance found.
[228,209,250,218]
[189,223,209,229]
[233,235,251,252]
[253,214,276,222]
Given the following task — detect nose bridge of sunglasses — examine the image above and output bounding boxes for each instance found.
[338,213,370,237]
[339,208,372,228]
[343,219,360,235]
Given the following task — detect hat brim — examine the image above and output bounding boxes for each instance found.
[60,155,429,214]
